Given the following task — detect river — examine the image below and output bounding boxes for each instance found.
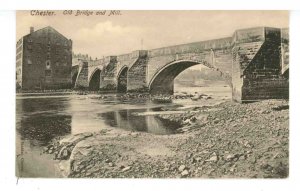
[15,85,231,177]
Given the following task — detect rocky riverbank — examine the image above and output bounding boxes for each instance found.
[44,99,289,178]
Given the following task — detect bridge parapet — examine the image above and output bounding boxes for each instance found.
[232,27,281,44]
[232,27,265,44]
[88,59,105,67]
[104,56,117,63]
[117,50,148,61]
[148,37,232,58]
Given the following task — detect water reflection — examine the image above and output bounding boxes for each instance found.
[16,95,184,177]
[16,85,231,177]
[16,97,72,146]
[16,97,74,177]
[100,108,181,135]
[16,95,181,146]
[19,115,71,144]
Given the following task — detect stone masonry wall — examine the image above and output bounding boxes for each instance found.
[127,56,149,92]
[238,28,289,101]
[99,57,118,91]
[231,41,264,101]
[231,27,265,102]
[75,62,89,89]
[20,26,72,90]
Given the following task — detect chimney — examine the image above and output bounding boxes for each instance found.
[30,27,34,34]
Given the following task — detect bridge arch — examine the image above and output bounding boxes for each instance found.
[89,68,101,91]
[117,66,129,93]
[148,60,216,95]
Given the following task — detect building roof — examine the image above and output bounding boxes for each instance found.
[22,26,70,41]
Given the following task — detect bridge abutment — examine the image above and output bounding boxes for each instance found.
[232,27,289,102]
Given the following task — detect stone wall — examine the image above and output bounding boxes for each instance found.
[213,48,233,76]
[127,53,149,92]
[75,62,89,89]
[231,41,264,101]
[242,78,288,100]
[232,27,289,102]
[99,56,118,91]
[18,26,72,90]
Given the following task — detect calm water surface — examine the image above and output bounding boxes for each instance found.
[16,86,231,177]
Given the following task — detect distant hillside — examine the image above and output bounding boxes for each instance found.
[175,68,226,84]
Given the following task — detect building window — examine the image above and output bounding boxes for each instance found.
[45,69,51,77]
[46,60,51,69]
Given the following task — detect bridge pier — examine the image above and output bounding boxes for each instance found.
[127,50,149,92]
[74,61,89,89]
[99,56,118,92]
[232,27,289,102]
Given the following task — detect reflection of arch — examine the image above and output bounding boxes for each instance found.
[101,109,180,135]
[117,66,128,93]
[89,69,101,91]
[149,60,213,95]
[72,71,78,88]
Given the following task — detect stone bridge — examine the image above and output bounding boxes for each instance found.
[72,27,289,102]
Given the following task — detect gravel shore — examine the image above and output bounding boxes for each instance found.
[44,99,289,178]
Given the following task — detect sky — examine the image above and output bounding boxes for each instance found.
[17,10,289,60]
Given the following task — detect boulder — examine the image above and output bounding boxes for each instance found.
[178,165,186,172]
[122,166,131,172]
[181,170,189,177]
